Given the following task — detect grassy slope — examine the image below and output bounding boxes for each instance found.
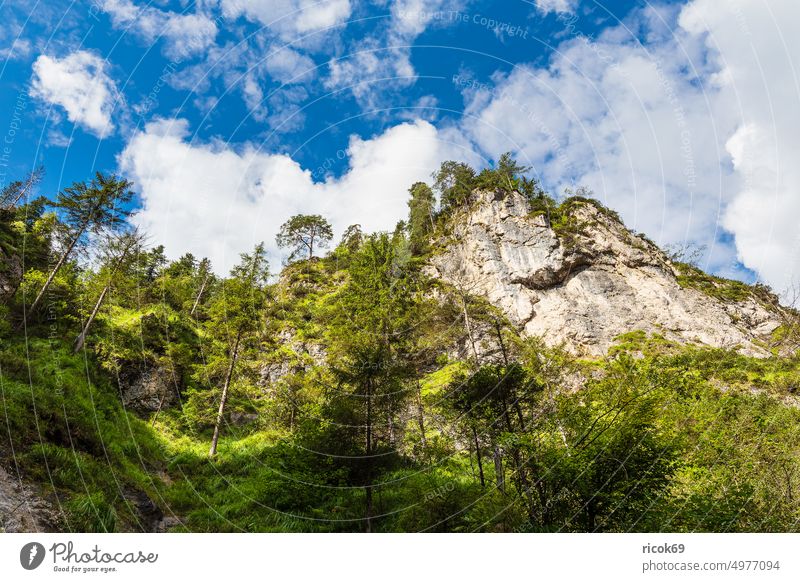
[3,240,800,532]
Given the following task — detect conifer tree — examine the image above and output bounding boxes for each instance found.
[24,173,133,320]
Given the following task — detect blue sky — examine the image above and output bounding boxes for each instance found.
[1,0,799,294]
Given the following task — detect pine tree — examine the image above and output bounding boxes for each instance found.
[325,233,419,531]
[276,214,333,261]
[23,173,133,321]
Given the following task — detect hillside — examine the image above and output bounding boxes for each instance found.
[1,161,800,533]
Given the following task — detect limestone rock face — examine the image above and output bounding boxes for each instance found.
[428,190,783,357]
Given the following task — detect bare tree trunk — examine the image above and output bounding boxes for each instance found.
[472,425,485,487]
[73,284,110,353]
[495,319,509,366]
[415,379,427,452]
[2,167,42,208]
[209,331,241,458]
[72,234,138,352]
[190,273,209,316]
[388,413,396,447]
[493,442,505,494]
[462,295,479,361]
[151,393,168,427]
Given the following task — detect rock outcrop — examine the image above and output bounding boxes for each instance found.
[428,190,784,357]
[0,465,60,532]
[120,366,179,413]
[0,252,21,302]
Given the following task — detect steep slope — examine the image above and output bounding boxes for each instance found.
[428,190,785,357]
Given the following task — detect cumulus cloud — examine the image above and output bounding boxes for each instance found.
[680,0,800,295]
[119,117,479,272]
[220,0,352,40]
[114,0,800,296]
[99,0,218,60]
[31,51,118,138]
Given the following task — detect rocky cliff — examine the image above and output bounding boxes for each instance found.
[427,190,785,357]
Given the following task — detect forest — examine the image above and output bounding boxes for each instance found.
[1,156,800,533]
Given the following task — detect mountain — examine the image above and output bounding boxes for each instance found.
[1,163,800,534]
[428,190,786,357]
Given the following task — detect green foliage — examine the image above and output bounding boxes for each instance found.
[673,261,768,303]
[276,214,334,261]
[433,160,477,214]
[407,182,435,255]
[475,152,543,203]
[54,173,133,233]
[3,165,800,534]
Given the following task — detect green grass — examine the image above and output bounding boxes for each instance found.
[673,261,765,303]
[0,337,168,531]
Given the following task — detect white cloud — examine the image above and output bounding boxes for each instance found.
[324,0,464,109]
[264,45,316,84]
[100,0,218,60]
[119,117,479,272]
[0,38,32,61]
[115,0,800,297]
[31,51,118,138]
[680,0,800,295]
[461,23,737,270]
[391,0,455,37]
[533,0,578,15]
[325,40,416,110]
[220,0,352,40]
[167,30,317,126]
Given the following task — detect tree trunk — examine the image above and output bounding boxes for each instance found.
[462,295,479,361]
[415,379,427,453]
[586,500,597,532]
[72,235,138,352]
[73,284,110,353]
[23,224,86,322]
[151,393,168,427]
[495,319,509,366]
[190,273,209,316]
[388,413,396,447]
[365,377,373,532]
[472,425,485,487]
[493,442,505,494]
[209,331,241,458]
[2,168,41,208]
